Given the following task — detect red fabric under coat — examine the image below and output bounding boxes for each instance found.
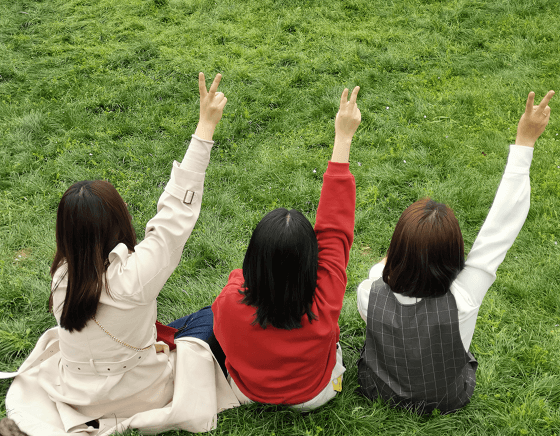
[155,321,177,351]
[212,161,355,404]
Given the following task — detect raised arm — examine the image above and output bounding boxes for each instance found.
[110,73,227,303]
[453,90,554,308]
[314,87,360,312]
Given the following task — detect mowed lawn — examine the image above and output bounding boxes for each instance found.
[1,0,560,434]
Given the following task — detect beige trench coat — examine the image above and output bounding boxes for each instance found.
[1,135,240,434]
[2,329,239,435]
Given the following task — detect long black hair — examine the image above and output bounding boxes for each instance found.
[240,208,318,330]
[49,180,136,332]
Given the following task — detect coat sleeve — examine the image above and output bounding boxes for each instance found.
[106,135,213,304]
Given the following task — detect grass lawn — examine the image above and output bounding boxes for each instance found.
[1,0,560,434]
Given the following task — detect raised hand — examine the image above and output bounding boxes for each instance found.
[195,72,227,141]
[332,86,361,163]
[335,86,361,139]
[516,90,555,148]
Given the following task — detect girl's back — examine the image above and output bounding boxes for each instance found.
[356,90,555,413]
[213,163,355,404]
[213,87,361,408]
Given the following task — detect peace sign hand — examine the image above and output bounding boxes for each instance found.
[516,90,555,148]
[331,86,361,163]
[195,72,227,141]
[335,86,361,140]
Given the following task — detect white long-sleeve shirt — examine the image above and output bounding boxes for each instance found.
[357,145,533,351]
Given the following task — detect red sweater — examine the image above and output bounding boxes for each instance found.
[212,161,355,404]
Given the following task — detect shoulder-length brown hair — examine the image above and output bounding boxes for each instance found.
[383,198,465,298]
[49,180,136,332]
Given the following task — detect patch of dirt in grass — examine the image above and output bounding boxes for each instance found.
[13,249,31,263]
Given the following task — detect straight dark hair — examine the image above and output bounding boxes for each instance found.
[240,208,318,330]
[383,198,465,298]
[49,180,136,332]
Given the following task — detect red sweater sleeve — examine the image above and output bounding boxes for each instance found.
[313,161,356,317]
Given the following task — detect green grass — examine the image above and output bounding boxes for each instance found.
[1,0,560,434]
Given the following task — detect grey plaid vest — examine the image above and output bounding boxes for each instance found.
[357,278,477,414]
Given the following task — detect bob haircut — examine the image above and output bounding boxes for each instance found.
[383,198,465,298]
[49,180,136,332]
[240,208,318,330]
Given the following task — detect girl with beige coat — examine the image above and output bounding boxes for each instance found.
[1,73,239,435]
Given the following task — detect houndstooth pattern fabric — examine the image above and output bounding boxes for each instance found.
[357,278,477,414]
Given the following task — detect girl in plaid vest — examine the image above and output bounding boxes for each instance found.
[356,90,554,413]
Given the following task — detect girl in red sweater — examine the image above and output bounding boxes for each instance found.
[212,86,361,410]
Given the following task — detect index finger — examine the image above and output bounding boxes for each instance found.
[537,90,555,110]
[340,88,349,107]
[208,73,222,94]
[349,86,360,105]
[525,91,535,114]
[199,72,207,98]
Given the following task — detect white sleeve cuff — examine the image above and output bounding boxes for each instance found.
[506,145,533,174]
